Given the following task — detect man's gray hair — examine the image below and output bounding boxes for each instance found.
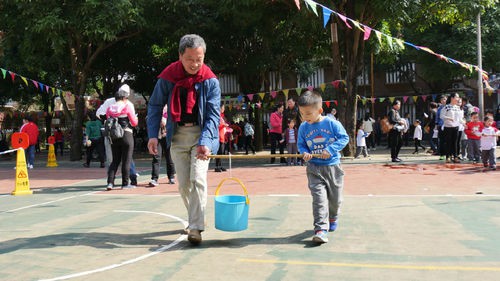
[179,34,206,54]
[298,90,322,107]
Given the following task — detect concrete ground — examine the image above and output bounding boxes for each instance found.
[0,146,499,281]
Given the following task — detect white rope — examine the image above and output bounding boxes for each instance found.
[0,148,21,155]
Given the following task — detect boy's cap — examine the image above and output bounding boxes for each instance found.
[116,84,130,98]
[415,119,421,123]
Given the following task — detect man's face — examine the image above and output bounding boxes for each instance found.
[179,47,205,75]
[287,99,295,109]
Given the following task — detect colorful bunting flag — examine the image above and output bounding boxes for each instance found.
[412,96,418,103]
[258,92,265,100]
[283,89,289,99]
[363,26,372,41]
[325,101,330,108]
[10,71,15,82]
[304,0,318,16]
[320,83,326,92]
[1,68,6,79]
[322,7,332,28]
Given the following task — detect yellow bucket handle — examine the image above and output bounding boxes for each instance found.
[215,177,250,205]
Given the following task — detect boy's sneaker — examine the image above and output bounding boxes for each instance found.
[329,219,338,232]
[106,183,113,191]
[490,166,497,171]
[312,230,328,244]
[439,156,445,160]
[149,179,159,187]
[168,178,176,184]
[122,184,136,189]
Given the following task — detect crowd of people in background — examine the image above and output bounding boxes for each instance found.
[1,93,499,171]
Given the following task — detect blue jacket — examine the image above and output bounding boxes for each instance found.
[147,78,221,154]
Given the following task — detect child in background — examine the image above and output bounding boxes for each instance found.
[431,128,439,155]
[297,91,349,244]
[284,119,298,165]
[354,122,369,158]
[464,112,483,163]
[412,119,426,154]
[480,116,499,170]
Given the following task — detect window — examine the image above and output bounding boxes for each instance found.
[385,63,416,84]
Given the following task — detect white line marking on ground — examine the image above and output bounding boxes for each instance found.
[1,192,98,213]
[38,210,188,281]
[268,194,300,197]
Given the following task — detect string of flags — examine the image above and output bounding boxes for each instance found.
[0,67,71,98]
[296,0,489,81]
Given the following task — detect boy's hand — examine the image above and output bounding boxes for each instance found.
[320,150,331,159]
[302,152,313,162]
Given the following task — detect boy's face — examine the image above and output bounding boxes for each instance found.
[484,118,493,127]
[299,104,323,124]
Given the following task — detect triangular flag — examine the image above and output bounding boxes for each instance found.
[247,94,254,101]
[374,30,382,45]
[379,97,386,102]
[363,26,372,40]
[1,68,6,79]
[9,71,16,82]
[304,0,318,16]
[336,13,352,29]
[270,91,277,98]
[361,97,367,105]
[322,6,332,28]
[333,100,338,106]
[258,92,265,100]
[45,85,50,93]
[320,83,326,92]
[388,97,395,103]
[412,96,418,103]
[294,0,300,10]
[351,20,364,32]
[395,38,405,50]
[422,95,428,102]
[295,87,302,94]
[385,35,393,49]
[51,88,56,95]
[432,94,437,101]
[332,81,339,88]
[370,98,376,103]
[325,101,330,108]
[283,89,289,99]
[307,86,314,91]
[21,76,28,86]
[402,96,409,103]
[39,82,45,92]
[32,80,39,89]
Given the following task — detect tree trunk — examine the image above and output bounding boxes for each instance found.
[69,96,85,161]
[254,105,263,151]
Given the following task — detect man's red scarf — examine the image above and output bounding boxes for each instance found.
[158,60,217,122]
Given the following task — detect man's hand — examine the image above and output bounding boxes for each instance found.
[196,145,210,160]
[147,138,158,155]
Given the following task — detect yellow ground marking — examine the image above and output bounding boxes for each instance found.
[238,259,500,272]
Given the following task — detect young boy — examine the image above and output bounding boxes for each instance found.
[412,119,426,154]
[480,116,499,170]
[355,121,369,158]
[297,91,349,244]
[464,112,483,163]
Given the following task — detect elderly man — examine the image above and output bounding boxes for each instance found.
[147,34,220,245]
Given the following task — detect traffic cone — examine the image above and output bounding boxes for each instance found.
[46,144,58,167]
[12,149,32,195]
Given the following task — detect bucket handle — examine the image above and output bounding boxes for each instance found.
[215,177,250,205]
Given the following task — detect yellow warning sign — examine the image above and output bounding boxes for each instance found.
[12,148,32,196]
[46,144,58,167]
[17,170,28,178]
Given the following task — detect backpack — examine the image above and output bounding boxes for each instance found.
[244,123,254,136]
[380,117,393,134]
[103,117,124,141]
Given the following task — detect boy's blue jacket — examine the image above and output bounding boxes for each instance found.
[298,118,349,166]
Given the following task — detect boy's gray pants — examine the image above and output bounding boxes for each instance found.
[306,163,344,231]
[467,139,481,161]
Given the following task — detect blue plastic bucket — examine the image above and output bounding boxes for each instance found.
[214,177,250,232]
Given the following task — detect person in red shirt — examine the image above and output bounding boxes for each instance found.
[269,104,284,164]
[20,116,39,169]
[53,127,64,156]
[464,112,483,163]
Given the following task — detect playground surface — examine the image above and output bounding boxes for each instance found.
[0,147,499,281]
